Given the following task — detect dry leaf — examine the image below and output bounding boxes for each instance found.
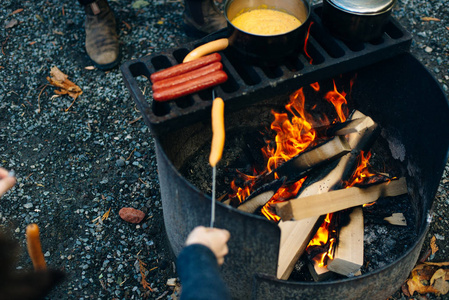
[407,263,449,296]
[424,262,449,267]
[430,268,447,285]
[421,17,441,22]
[433,277,449,295]
[407,264,440,295]
[5,19,18,29]
[431,236,439,254]
[46,66,82,100]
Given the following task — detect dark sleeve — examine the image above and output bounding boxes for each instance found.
[177,244,231,300]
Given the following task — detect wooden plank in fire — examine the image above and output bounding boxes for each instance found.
[237,135,351,213]
[274,135,351,181]
[275,177,408,221]
[276,111,378,280]
[237,178,285,213]
[308,260,334,282]
[327,207,364,276]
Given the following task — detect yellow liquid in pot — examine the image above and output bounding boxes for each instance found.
[231,8,302,35]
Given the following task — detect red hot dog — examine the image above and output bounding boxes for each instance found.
[153,70,228,102]
[150,53,222,83]
[152,62,223,92]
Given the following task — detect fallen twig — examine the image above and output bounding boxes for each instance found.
[129,116,142,124]
[37,84,49,113]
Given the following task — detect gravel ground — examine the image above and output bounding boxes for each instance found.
[0,0,448,299]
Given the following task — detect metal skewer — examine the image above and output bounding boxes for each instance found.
[209,89,224,228]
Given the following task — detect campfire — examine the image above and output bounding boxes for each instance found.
[183,77,411,282]
[122,4,449,297]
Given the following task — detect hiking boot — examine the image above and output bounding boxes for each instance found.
[84,0,119,70]
[183,0,227,38]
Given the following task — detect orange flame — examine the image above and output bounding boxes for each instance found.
[230,81,351,220]
[345,151,376,187]
[261,178,306,221]
[306,213,336,267]
[310,82,320,92]
[229,171,259,203]
[304,21,314,64]
[262,88,316,173]
[324,80,349,123]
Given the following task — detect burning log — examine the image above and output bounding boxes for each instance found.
[313,117,374,138]
[308,260,334,282]
[277,111,378,280]
[327,207,364,276]
[235,135,351,211]
[237,178,285,213]
[275,177,408,221]
[273,135,351,182]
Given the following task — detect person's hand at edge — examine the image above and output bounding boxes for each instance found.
[185,226,230,265]
[0,168,16,198]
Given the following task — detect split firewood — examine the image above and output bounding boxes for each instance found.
[230,135,351,207]
[327,207,364,276]
[313,117,372,138]
[275,177,407,221]
[237,178,285,213]
[308,260,334,282]
[277,111,378,280]
[274,135,351,182]
[384,212,407,226]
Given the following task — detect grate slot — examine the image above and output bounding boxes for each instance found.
[384,21,405,39]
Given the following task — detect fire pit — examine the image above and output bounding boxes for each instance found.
[121,5,449,299]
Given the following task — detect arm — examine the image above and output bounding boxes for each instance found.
[177,226,231,300]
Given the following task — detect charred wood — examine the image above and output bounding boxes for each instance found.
[277,111,378,280]
[327,207,364,276]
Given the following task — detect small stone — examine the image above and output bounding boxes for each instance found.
[119,207,145,224]
[116,159,125,167]
[24,203,33,209]
[425,46,433,53]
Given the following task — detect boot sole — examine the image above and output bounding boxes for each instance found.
[91,54,121,71]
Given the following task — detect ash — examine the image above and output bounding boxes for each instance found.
[361,194,417,273]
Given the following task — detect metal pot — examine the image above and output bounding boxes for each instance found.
[224,0,311,63]
[322,0,396,42]
[189,0,311,65]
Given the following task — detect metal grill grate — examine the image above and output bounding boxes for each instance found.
[121,4,412,136]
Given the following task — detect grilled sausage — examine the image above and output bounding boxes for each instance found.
[153,70,228,102]
[150,53,222,83]
[152,62,223,92]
